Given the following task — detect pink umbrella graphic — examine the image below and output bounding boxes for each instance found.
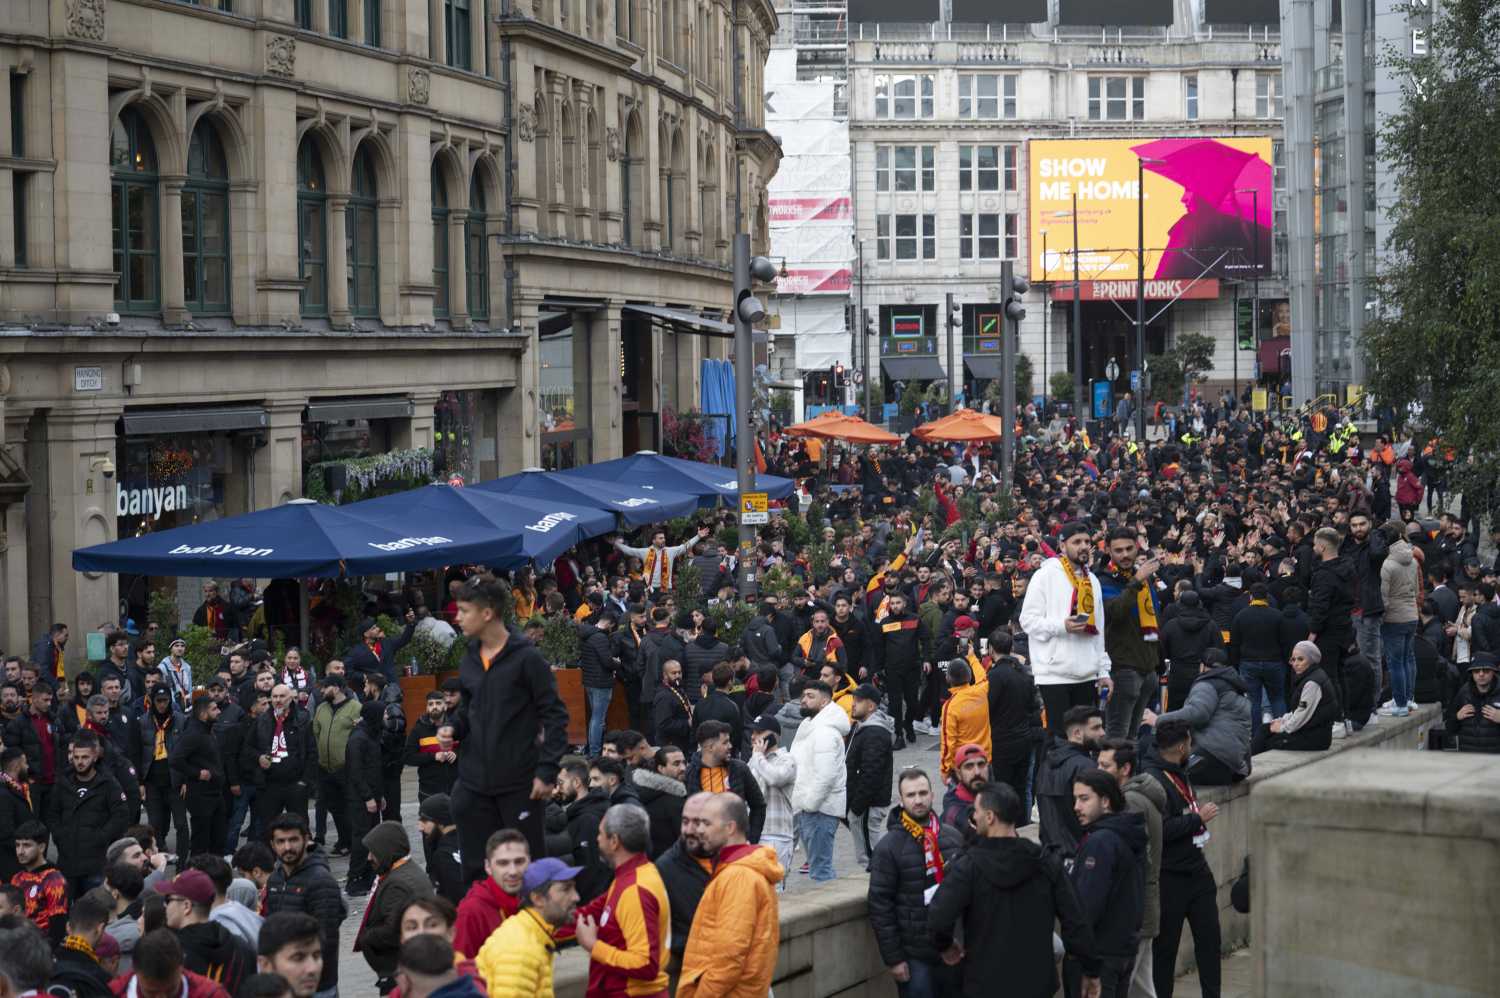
[1130,138,1272,279]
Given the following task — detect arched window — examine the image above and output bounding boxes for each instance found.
[432,161,449,318]
[111,107,159,313]
[348,146,379,318]
[622,114,643,247]
[466,172,488,321]
[297,138,328,316]
[183,124,230,315]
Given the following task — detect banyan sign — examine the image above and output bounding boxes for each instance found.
[1050,279,1221,302]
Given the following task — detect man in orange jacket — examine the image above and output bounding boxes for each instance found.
[939,659,991,781]
[677,794,784,998]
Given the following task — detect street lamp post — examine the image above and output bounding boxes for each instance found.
[1071,193,1084,417]
[1135,155,1164,442]
[1041,230,1048,403]
[1235,186,1262,403]
[733,235,777,597]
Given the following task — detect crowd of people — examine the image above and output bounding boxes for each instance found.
[1,393,1499,998]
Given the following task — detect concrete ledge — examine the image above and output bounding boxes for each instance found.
[1251,749,1500,997]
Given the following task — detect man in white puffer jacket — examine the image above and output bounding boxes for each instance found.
[1018,521,1115,736]
[789,680,850,882]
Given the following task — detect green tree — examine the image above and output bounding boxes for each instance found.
[1147,332,1215,403]
[1364,0,1500,492]
[1049,371,1075,403]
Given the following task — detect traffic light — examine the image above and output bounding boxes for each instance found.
[1004,273,1029,324]
[735,252,778,326]
[949,297,963,331]
[834,363,846,388]
[863,308,875,339]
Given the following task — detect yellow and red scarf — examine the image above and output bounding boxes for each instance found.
[1059,556,1098,634]
[643,546,673,591]
[899,809,945,885]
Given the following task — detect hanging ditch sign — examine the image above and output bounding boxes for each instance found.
[740,492,769,526]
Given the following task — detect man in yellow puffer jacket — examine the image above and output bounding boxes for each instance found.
[938,659,991,782]
[476,858,582,998]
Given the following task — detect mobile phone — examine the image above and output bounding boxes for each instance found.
[1072,613,1088,623]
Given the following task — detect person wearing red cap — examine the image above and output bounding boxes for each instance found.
[940,744,990,838]
[159,868,255,994]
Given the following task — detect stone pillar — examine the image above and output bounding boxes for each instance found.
[588,304,622,461]
[470,0,487,71]
[253,400,306,509]
[393,391,440,451]
[447,212,470,327]
[348,0,366,41]
[49,50,115,324]
[326,196,352,327]
[430,0,446,62]
[0,501,27,659]
[160,178,190,325]
[45,408,123,655]
[499,297,542,473]
[313,0,331,35]
[252,84,302,324]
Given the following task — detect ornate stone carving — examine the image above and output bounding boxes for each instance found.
[66,0,106,41]
[265,36,296,78]
[516,103,536,142]
[408,67,431,105]
[605,126,621,162]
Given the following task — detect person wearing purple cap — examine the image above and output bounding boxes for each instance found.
[474,857,582,997]
[159,868,255,994]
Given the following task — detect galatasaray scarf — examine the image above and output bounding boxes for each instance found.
[899,809,945,885]
[1101,566,1159,641]
[643,546,672,591]
[1058,556,1098,634]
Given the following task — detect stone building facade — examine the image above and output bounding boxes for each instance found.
[0,0,778,657]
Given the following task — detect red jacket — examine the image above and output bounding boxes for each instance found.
[111,970,231,998]
[453,877,522,960]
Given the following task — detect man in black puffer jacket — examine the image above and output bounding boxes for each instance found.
[680,619,729,704]
[265,812,347,997]
[168,695,227,858]
[1067,770,1147,998]
[47,729,129,897]
[1159,591,1224,713]
[577,613,620,757]
[846,686,894,867]
[1307,527,1357,721]
[242,685,317,829]
[344,701,386,895]
[867,768,965,992]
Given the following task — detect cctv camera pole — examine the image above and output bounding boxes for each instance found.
[733,233,757,598]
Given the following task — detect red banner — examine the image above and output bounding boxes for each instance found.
[768,196,853,224]
[774,268,853,295]
[1049,278,1221,301]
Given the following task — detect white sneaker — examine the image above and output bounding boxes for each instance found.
[1377,704,1402,716]
[1262,711,1273,726]
[1380,698,1396,711]
[1367,712,1380,725]
[1331,723,1348,739]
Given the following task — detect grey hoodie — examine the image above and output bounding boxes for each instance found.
[1121,771,1167,938]
[210,899,264,950]
[1380,539,1421,625]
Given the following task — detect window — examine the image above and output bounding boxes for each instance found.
[9,71,23,157]
[959,74,1016,120]
[348,146,379,318]
[297,139,327,316]
[875,145,935,193]
[295,0,312,27]
[1088,76,1145,121]
[12,173,26,268]
[466,173,488,320]
[959,213,1018,260]
[111,108,160,312]
[1185,74,1199,120]
[1256,72,1283,119]
[329,0,347,38]
[876,213,935,261]
[182,125,230,315]
[874,74,934,119]
[364,0,381,45]
[10,72,26,268]
[958,145,1018,193]
[446,0,471,68]
[432,163,449,317]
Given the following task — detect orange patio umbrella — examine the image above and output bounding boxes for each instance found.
[913,408,1004,442]
[786,410,901,445]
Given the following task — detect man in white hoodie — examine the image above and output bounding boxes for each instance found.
[1018,521,1114,735]
[789,680,850,883]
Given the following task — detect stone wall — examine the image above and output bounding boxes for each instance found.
[550,705,1439,997]
[1251,747,1499,997]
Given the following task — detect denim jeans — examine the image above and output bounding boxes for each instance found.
[224,784,256,853]
[1105,668,1154,740]
[585,685,613,756]
[799,810,838,882]
[1239,660,1286,741]
[1355,612,1384,699]
[898,958,959,998]
[1381,619,1418,708]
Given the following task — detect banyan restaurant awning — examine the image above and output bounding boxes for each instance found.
[881,356,945,381]
[622,304,735,338]
[305,396,415,423]
[964,356,1004,380]
[120,406,268,436]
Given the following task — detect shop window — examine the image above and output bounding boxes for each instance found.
[348,145,380,318]
[183,124,231,315]
[432,161,449,318]
[466,174,488,321]
[297,139,328,317]
[111,107,161,313]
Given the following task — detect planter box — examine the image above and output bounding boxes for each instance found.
[553,669,632,748]
[397,675,438,731]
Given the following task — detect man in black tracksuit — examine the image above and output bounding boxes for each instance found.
[1229,584,1288,742]
[449,576,570,884]
[1307,528,1357,725]
[1147,720,1222,998]
[871,593,926,748]
[242,685,316,829]
[986,639,1041,819]
[344,701,386,895]
[169,695,228,857]
[1068,770,1148,998]
[49,729,130,897]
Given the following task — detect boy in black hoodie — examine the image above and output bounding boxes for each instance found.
[345,700,387,895]
[1068,769,1147,998]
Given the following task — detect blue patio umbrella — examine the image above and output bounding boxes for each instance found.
[476,468,701,528]
[560,451,794,508]
[71,498,509,578]
[345,484,616,567]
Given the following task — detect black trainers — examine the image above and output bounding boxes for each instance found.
[345,878,372,897]
[332,843,351,857]
[894,736,906,750]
